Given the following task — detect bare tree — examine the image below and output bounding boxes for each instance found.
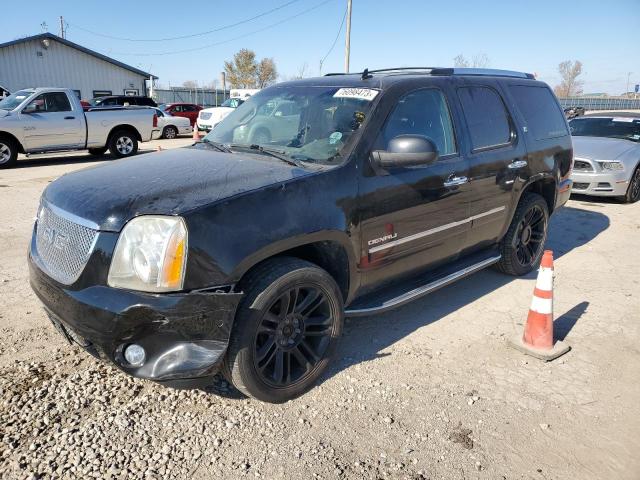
[554,60,584,97]
[182,80,198,89]
[257,58,278,88]
[453,53,490,68]
[294,62,309,79]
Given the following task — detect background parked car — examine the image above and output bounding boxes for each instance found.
[197,98,244,131]
[0,85,9,99]
[154,108,192,139]
[569,113,640,203]
[90,95,157,108]
[159,103,202,127]
[564,106,585,119]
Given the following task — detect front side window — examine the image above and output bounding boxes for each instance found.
[458,86,511,150]
[569,117,640,142]
[378,88,456,156]
[510,85,568,140]
[25,92,71,113]
[207,86,379,164]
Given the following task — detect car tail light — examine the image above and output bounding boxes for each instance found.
[153,113,158,128]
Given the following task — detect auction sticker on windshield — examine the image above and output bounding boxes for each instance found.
[333,88,379,101]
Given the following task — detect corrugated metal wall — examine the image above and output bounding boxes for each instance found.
[0,38,148,100]
[154,88,229,107]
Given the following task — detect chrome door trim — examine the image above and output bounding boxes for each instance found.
[368,206,506,254]
[345,254,502,317]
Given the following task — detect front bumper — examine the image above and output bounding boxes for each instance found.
[196,119,213,131]
[28,232,242,386]
[571,170,629,196]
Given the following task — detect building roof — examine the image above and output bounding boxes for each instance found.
[0,33,157,79]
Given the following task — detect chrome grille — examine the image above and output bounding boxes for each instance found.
[35,204,98,285]
[573,159,593,172]
[199,112,212,120]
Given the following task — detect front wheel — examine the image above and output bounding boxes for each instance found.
[495,193,549,276]
[621,166,640,203]
[0,137,18,169]
[108,130,138,158]
[225,258,344,403]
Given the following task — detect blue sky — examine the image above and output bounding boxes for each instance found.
[5,0,640,94]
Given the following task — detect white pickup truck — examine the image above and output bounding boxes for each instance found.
[0,88,160,168]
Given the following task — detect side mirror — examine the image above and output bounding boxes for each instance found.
[22,104,38,114]
[370,135,439,175]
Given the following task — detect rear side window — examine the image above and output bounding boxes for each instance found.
[458,86,511,150]
[510,85,568,140]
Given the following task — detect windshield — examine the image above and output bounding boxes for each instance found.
[205,86,379,164]
[0,89,34,110]
[221,98,243,108]
[569,117,640,142]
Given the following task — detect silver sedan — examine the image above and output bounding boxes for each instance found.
[569,113,640,203]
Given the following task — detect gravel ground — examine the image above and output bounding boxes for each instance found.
[1,143,639,479]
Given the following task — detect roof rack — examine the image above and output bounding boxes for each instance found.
[325,67,535,80]
[429,68,535,79]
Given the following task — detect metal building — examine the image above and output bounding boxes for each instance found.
[0,33,155,100]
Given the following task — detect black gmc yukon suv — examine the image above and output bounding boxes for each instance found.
[29,68,573,403]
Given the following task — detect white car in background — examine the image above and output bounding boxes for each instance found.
[154,108,192,139]
[197,98,244,132]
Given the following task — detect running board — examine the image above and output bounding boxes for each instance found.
[345,254,501,317]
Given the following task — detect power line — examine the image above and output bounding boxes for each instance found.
[67,0,303,42]
[89,0,335,57]
[319,6,347,72]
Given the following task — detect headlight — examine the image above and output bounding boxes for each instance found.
[108,216,187,292]
[599,161,624,171]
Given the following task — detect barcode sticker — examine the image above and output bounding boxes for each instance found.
[333,88,379,101]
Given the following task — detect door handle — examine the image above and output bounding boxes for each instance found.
[443,175,469,188]
[64,116,76,120]
[508,160,528,169]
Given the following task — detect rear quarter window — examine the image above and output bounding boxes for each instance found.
[509,85,568,140]
[458,86,512,151]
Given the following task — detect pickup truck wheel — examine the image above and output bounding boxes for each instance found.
[225,257,344,403]
[162,126,177,139]
[108,130,138,158]
[0,138,18,169]
[495,193,549,276]
[88,147,107,156]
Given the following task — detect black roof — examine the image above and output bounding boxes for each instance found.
[0,33,156,79]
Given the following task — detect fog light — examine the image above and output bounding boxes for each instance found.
[124,344,146,366]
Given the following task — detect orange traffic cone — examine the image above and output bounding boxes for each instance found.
[193,127,202,141]
[508,250,570,361]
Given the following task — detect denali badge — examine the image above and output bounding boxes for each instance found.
[43,227,69,250]
[367,233,397,246]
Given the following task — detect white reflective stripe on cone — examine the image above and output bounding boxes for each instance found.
[535,267,553,291]
[530,296,553,315]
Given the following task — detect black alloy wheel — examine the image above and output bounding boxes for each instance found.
[254,285,334,388]
[495,192,549,276]
[225,257,343,403]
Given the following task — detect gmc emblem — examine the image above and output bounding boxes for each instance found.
[43,227,69,250]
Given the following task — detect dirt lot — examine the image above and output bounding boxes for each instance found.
[1,140,639,479]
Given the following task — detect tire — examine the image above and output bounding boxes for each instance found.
[108,129,138,158]
[162,126,178,139]
[88,147,107,156]
[621,165,640,203]
[495,193,549,276]
[0,137,18,169]
[225,257,344,403]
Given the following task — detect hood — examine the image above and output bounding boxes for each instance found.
[572,136,637,160]
[43,147,312,231]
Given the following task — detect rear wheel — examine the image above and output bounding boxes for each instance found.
[108,129,138,158]
[162,126,178,139]
[621,165,640,203]
[0,137,18,169]
[495,193,549,276]
[225,258,343,403]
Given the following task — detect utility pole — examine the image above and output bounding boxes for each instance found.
[344,0,352,73]
[59,16,65,39]
[626,72,632,95]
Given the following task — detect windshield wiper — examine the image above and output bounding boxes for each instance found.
[196,138,233,153]
[230,144,303,167]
